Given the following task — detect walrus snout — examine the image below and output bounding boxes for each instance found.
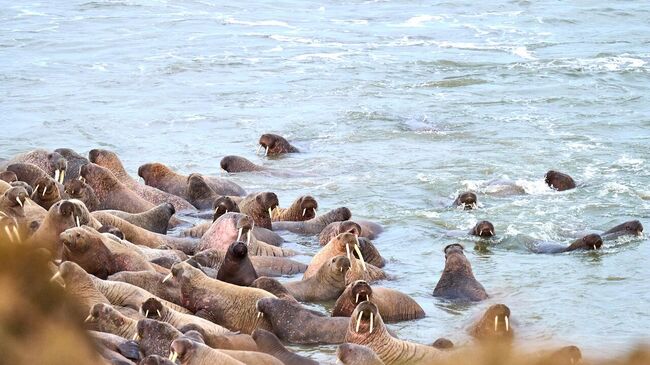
[583,234,603,250]
[170,338,194,363]
[351,280,372,304]
[350,301,379,335]
[141,298,164,319]
[98,225,125,240]
[229,241,249,259]
[5,186,28,208]
[472,220,495,237]
[454,192,478,210]
[471,304,513,341]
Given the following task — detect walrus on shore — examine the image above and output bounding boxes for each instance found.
[109,270,183,306]
[141,298,231,338]
[0,185,28,220]
[346,301,443,364]
[51,261,112,317]
[1,149,67,184]
[468,304,514,342]
[453,192,478,210]
[545,170,576,191]
[178,324,259,351]
[168,261,275,334]
[258,133,299,155]
[55,148,89,182]
[433,244,488,302]
[333,280,425,323]
[250,277,298,302]
[27,199,91,257]
[88,149,197,212]
[64,179,100,211]
[531,234,603,254]
[238,192,279,230]
[470,220,495,238]
[138,161,246,198]
[136,318,185,358]
[601,220,644,240]
[85,303,139,339]
[284,256,350,302]
[272,206,352,235]
[252,329,318,365]
[220,155,270,173]
[256,297,349,344]
[337,343,385,365]
[272,195,317,222]
[0,170,17,183]
[102,203,175,234]
[169,337,276,365]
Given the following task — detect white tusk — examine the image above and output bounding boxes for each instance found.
[169,351,178,362]
[490,230,494,236]
[494,316,498,332]
[157,310,161,317]
[144,310,149,317]
[353,244,367,271]
[355,311,363,333]
[50,271,62,283]
[54,170,60,182]
[42,185,47,196]
[247,230,251,245]
[4,226,14,243]
[370,312,374,334]
[265,146,269,156]
[132,332,139,341]
[237,227,243,242]
[225,209,228,214]
[12,225,20,242]
[356,293,360,303]
[60,170,65,184]
[505,316,509,332]
[162,273,173,283]
[84,314,93,323]
[302,208,306,217]
[16,197,23,207]
[268,207,273,218]
[256,145,262,155]
[34,184,40,195]
[257,312,264,319]
[345,242,351,261]
[75,215,81,227]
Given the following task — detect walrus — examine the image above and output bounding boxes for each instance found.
[30,175,62,210]
[432,244,488,302]
[285,256,350,302]
[272,195,317,222]
[171,335,279,365]
[51,261,112,315]
[0,185,28,220]
[453,192,478,210]
[545,170,576,191]
[337,343,385,365]
[346,301,443,364]
[258,133,299,155]
[252,329,318,365]
[140,298,231,338]
[169,337,276,365]
[185,173,221,210]
[238,192,279,230]
[531,234,603,253]
[538,345,582,365]
[345,254,389,286]
[601,220,644,240]
[180,196,241,238]
[304,232,367,278]
[192,248,306,277]
[250,277,298,302]
[64,179,100,211]
[468,304,514,342]
[0,170,17,183]
[255,297,349,344]
[177,324,258,351]
[199,212,295,256]
[26,199,91,257]
[140,355,176,365]
[332,280,425,323]
[102,203,175,234]
[167,261,275,334]
[216,241,258,286]
[138,161,246,197]
[431,338,454,350]
[1,149,67,184]
[89,331,141,363]
[470,220,495,238]
[88,149,197,212]
[220,155,270,173]
[109,270,183,306]
[55,148,89,182]
[136,318,185,358]
[85,303,139,339]
[319,221,362,245]
[7,162,62,188]
[272,206,352,235]
[60,226,160,278]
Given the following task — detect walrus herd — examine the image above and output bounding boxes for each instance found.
[0,133,645,365]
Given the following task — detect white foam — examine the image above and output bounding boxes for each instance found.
[224,18,294,28]
[401,15,443,27]
[511,46,536,60]
[292,52,345,61]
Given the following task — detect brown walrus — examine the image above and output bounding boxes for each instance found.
[238,192,279,230]
[255,297,349,344]
[468,304,514,342]
[453,191,478,210]
[51,261,112,316]
[602,220,644,240]
[30,175,62,210]
[173,333,276,365]
[0,170,17,183]
[332,280,425,323]
[108,270,183,306]
[140,298,231,338]
[258,133,299,155]
[89,330,141,363]
[138,161,246,197]
[284,255,350,302]
[88,149,196,212]
[545,170,576,191]
[1,149,67,184]
[0,186,30,240]
[102,203,175,234]
[169,261,275,334]
[169,337,281,365]
[177,324,258,352]
[250,277,298,302]
[431,338,454,350]
[26,199,91,257]
[272,207,352,235]
[252,329,318,365]
[337,343,385,365]
[55,148,89,182]
[432,244,488,302]
[531,234,603,254]
[185,173,221,210]
[304,232,367,278]
[470,220,495,238]
[136,318,185,358]
[64,179,99,211]
[319,220,362,245]
[85,303,139,340]
[272,195,318,222]
[345,254,388,286]
[215,241,258,286]
[345,301,443,365]
[140,355,176,365]
[192,248,306,277]
[7,162,61,188]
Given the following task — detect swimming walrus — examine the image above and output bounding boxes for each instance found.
[250,277,298,303]
[601,220,644,240]
[470,220,495,238]
[453,191,478,210]
[238,192,279,230]
[545,170,576,191]
[531,234,603,254]
[304,232,367,278]
[257,133,300,155]
[468,304,514,343]
[271,195,317,222]
[337,343,385,365]
[85,303,139,340]
[185,173,221,210]
[432,244,488,302]
[284,255,350,302]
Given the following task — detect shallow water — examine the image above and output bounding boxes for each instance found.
[1,0,649,363]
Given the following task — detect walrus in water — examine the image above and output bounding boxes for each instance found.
[346,301,443,364]
[601,220,643,240]
[470,220,495,238]
[185,173,221,210]
[27,199,91,257]
[64,179,100,211]
[238,192,279,230]
[255,297,349,344]
[217,241,258,286]
[432,244,488,302]
[531,234,603,254]
[257,133,299,155]
[220,155,271,173]
[102,203,175,234]
[431,338,454,350]
[337,343,385,365]
[545,170,576,191]
[140,298,231,339]
[272,206,352,235]
[284,255,350,302]
[332,280,425,323]
[1,149,67,184]
[30,175,62,210]
[468,304,514,342]
[138,161,246,197]
[252,329,318,365]
[318,224,385,267]
[0,170,17,183]
[251,277,298,303]
[167,261,275,334]
[55,148,89,182]
[304,232,367,278]
[453,192,478,210]
[272,195,318,222]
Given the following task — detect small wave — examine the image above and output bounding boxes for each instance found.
[416,78,487,88]
[224,18,294,28]
[400,15,444,27]
[331,18,368,25]
[291,52,345,61]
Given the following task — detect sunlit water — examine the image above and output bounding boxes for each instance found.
[1,0,649,363]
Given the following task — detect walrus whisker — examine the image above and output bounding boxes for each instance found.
[54,170,60,183]
[370,312,374,334]
[355,311,363,333]
[162,273,173,283]
[16,197,23,207]
[237,227,243,242]
[505,316,509,332]
[353,244,367,271]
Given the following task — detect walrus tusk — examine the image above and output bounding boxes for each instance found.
[490,230,494,236]
[237,227,243,242]
[157,310,161,317]
[505,316,509,332]
[256,145,262,155]
[60,170,65,184]
[494,316,498,332]
[369,312,374,334]
[34,184,40,195]
[84,314,93,323]
[265,146,269,156]
[75,215,81,228]
[132,332,139,341]
[143,309,149,317]
[257,312,264,319]
[268,207,273,218]
[4,226,14,243]
[302,208,306,217]
[54,170,60,183]
[42,185,48,196]
[162,273,173,283]
[247,230,251,245]
[16,197,23,207]
[353,243,367,271]
[356,293,360,304]
[355,311,363,333]
[169,351,178,362]
[50,271,62,283]
[12,225,20,242]
[345,242,352,261]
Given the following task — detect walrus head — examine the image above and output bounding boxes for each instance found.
[471,221,495,237]
[350,280,373,305]
[258,133,296,156]
[220,155,261,173]
[64,179,98,211]
[337,343,382,365]
[454,192,478,210]
[346,301,385,341]
[545,345,582,365]
[140,298,165,320]
[581,233,603,250]
[186,173,217,203]
[603,220,644,238]
[296,195,318,219]
[79,163,119,198]
[88,149,125,175]
[48,152,68,184]
[256,192,279,216]
[431,338,454,350]
[137,162,172,183]
[331,232,368,271]
[545,170,576,191]
[86,303,130,335]
[60,226,111,278]
[137,318,182,358]
[169,338,199,364]
[31,176,61,210]
[235,214,255,243]
[329,255,352,277]
[212,196,240,221]
[0,171,17,183]
[10,181,33,196]
[471,304,514,341]
[227,240,249,260]
[97,225,125,240]
[1,186,28,217]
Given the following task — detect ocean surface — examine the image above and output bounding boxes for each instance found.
[1,0,649,363]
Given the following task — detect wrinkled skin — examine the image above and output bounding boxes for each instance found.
[102,203,175,234]
[140,355,176,365]
[169,338,259,365]
[470,220,495,238]
[468,304,514,343]
[7,162,57,188]
[54,261,112,316]
[108,270,183,306]
[1,149,67,182]
[64,179,99,211]
[80,163,156,213]
[85,303,138,339]
[284,255,350,302]
[185,173,220,210]
[453,192,478,210]
[0,170,17,183]
[545,170,576,191]
[250,277,298,303]
[136,318,183,357]
[89,331,141,363]
[337,343,385,365]
[258,133,299,155]
[30,175,61,210]
[319,221,362,245]
[432,244,488,302]
[252,329,318,365]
